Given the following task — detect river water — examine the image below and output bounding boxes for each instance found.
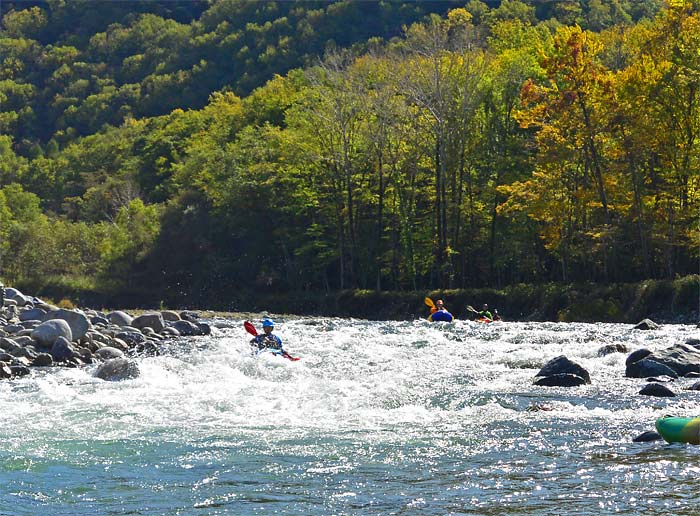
[1,317,700,514]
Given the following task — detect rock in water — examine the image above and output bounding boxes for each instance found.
[94,358,140,381]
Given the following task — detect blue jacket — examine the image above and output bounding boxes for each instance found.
[251,333,283,350]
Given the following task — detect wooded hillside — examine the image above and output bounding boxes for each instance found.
[4,0,699,309]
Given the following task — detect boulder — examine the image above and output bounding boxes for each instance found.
[43,309,90,341]
[131,313,165,333]
[32,353,53,367]
[172,320,201,336]
[625,358,678,379]
[597,343,629,357]
[633,319,659,330]
[535,355,591,384]
[115,331,147,347]
[94,347,124,360]
[633,431,662,443]
[90,315,109,326]
[50,336,78,362]
[643,343,700,377]
[10,365,30,377]
[94,358,140,381]
[31,319,72,348]
[3,288,32,307]
[107,311,133,327]
[639,383,675,397]
[0,338,20,353]
[626,348,651,366]
[19,307,47,322]
[160,310,181,322]
[180,311,200,322]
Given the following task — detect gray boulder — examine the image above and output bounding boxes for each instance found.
[32,353,53,367]
[132,313,165,333]
[633,431,662,443]
[3,288,32,307]
[19,307,47,322]
[626,348,651,366]
[597,343,629,357]
[95,347,124,360]
[535,355,591,384]
[639,383,676,397]
[43,309,90,341]
[50,336,78,362]
[643,343,700,377]
[626,358,678,379]
[107,311,133,327]
[172,320,201,336]
[94,358,140,381]
[160,310,181,322]
[31,319,72,348]
[634,319,659,330]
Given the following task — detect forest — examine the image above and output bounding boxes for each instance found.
[1,0,698,310]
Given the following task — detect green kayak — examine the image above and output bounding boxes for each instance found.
[655,416,700,445]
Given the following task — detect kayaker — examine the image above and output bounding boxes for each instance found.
[431,299,446,313]
[477,304,493,320]
[250,318,283,350]
[429,299,453,322]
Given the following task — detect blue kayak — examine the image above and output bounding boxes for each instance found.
[429,310,453,322]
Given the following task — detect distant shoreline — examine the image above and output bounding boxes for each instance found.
[12,275,700,325]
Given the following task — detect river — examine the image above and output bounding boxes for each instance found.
[1,317,699,514]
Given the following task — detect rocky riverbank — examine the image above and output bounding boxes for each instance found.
[21,275,700,324]
[0,286,211,381]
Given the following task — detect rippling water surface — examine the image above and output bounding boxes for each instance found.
[2,317,700,514]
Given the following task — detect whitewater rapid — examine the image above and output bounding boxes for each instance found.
[1,317,699,514]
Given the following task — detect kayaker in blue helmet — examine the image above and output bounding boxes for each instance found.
[250,318,283,350]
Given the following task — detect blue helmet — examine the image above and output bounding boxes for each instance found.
[262,318,274,328]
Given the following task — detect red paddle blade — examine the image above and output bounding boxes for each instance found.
[244,321,258,336]
[283,352,300,361]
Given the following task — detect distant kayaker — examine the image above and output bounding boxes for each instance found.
[250,318,283,350]
[431,299,446,313]
[429,299,453,322]
[477,304,493,320]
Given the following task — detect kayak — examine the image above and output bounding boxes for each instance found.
[256,348,300,361]
[655,416,700,444]
[429,310,453,322]
[476,317,492,323]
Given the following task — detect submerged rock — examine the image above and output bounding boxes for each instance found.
[633,431,662,443]
[597,343,629,357]
[634,319,659,330]
[94,358,140,381]
[639,383,675,397]
[534,373,588,387]
[535,355,591,385]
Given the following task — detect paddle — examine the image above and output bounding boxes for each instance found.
[243,321,299,361]
[424,297,435,309]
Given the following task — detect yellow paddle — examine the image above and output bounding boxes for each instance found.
[424,297,435,309]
